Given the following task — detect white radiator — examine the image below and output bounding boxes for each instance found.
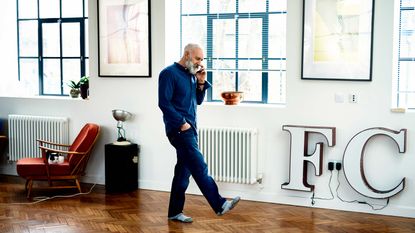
[198,127,259,184]
[8,115,69,161]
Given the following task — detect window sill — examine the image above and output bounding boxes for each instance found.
[202,101,286,109]
[390,107,415,114]
[0,95,88,101]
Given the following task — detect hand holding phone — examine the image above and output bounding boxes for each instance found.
[196,67,206,84]
[196,64,206,83]
[196,65,205,73]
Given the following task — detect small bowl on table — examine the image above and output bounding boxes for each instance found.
[220,91,244,105]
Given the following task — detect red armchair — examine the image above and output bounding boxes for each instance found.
[16,123,100,198]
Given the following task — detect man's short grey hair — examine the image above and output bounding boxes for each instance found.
[183,43,202,54]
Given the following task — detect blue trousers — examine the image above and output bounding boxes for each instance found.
[167,128,226,217]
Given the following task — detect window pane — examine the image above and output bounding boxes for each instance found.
[62,59,81,94]
[62,0,83,18]
[85,58,89,77]
[397,2,415,108]
[19,59,39,96]
[269,60,286,71]
[399,61,415,92]
[269,0,287,11]
[212,71,236,100]
[269,14,286,58]
[210,0,236,13]
[400,10,415,58]
[212,59,235,70]
[239,18,262,58]
[182,16,207,51]
[182,0,207,14]
[213,19,235,58]
[42,22,60,57]
[85,19,89,57]
[238,71,262,101]
[62,23,80,57]
[238,60,261,70]
[402,0,415,7]
[397,92,415,108]
[39,0,60,18]
[268,71,286,104]
[239,0,265,13]
[18,0,38,19]
[19,21,38,56]
[269,60,286,106]
[401,92,415,108]
[43,59,61,94]
[85,0,88,16]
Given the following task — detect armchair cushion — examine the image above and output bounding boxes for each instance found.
[17,158,71,177]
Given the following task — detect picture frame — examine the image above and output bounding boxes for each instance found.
[301,0,374,81]
[97,0,151,77]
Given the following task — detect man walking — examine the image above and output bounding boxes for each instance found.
[158,43,240,223]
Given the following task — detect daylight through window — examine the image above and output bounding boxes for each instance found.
[17,0,88,96]
[395,0,415,109]
[180,0,287,104]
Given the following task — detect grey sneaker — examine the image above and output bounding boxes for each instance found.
[168,213,193,223]
[217,196,241,216]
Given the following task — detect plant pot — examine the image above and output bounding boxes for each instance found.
[80,83,89,99]
[70,88,80,98]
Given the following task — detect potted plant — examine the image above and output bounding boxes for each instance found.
[80,76,89,99]
[67,80,81,98]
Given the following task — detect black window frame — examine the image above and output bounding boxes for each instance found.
[180,0,287,104]
[16,0,88,96]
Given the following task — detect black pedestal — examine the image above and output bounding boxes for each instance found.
[105,143,139,193]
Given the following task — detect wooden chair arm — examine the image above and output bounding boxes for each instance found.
[37,139,71,147]
[39,146,86,156]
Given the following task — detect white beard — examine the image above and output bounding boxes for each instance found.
[185,59,199,75]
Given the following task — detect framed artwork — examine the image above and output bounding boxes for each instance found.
[301,0,374,81]
[97,0,151,77]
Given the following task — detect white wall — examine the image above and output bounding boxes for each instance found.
[0,0,414,218]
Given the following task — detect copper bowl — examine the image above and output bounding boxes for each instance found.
[220,91,244,105]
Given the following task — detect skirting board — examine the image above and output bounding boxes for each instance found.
[1,165,414,219]
[137,179,415,219]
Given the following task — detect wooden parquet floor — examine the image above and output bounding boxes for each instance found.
[0,175,414,233]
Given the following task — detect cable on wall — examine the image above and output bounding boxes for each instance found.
[311,170,334,205]
[311,163,390,211]
[335,174,390,211]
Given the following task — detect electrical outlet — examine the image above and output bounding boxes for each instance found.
[328,160,342,171]
[349,94,358,103]
[328,162,334,171]
[335,162,342,171]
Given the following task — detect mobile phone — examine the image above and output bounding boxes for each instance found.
[196,65,204,73]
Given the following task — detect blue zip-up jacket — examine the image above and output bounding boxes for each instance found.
[158,62,211,136]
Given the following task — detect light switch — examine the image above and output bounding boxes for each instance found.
[335,93,345,103]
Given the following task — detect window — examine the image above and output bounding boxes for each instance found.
[395,0,415,108]
[180,0,287,104]
[17,0,88,96]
